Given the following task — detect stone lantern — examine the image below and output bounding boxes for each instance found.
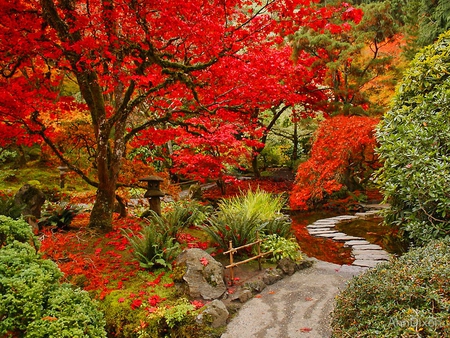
[139,175,165,216]
[57,166,69,188]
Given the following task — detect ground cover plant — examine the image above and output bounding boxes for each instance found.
[331,238,450,337]
[36,208,218,337]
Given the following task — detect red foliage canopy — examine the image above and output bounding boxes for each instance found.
[290,115,380,210]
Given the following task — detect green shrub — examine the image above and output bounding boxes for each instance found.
[137,298,219,338]
[376,31,450,245]
[0,215,37,248]
[0,216,106,337]
[331,239,450,337]
[260,234,303,263]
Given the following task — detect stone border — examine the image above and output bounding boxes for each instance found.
[306,209,390,268]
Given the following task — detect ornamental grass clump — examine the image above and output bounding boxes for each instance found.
[331,239,450,337]
[202,189,292,251]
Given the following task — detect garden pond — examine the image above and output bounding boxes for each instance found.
[291,211,409,265]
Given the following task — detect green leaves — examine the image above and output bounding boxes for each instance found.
[376,31,450,245]
[331,239,450,337]
[0,216,106,337]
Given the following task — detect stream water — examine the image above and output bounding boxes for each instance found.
[291,211,409,265]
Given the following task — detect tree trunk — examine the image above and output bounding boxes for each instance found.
[89,182,116,231]
[252,151,261,179]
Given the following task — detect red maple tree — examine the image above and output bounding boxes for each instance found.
[290,115,380,210]
[0,0,363,230]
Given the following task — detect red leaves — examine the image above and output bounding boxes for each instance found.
[290,116,380,211]
[200,257,209,266]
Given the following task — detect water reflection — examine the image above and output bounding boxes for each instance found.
[291,211,409,265]
[335,217,409,255]
[291,211,354,265]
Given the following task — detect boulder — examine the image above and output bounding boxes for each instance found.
[175,248,226,300]
[14,184,46,219]
[196,299,229,328]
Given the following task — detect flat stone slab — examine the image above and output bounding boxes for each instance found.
[311,220,339,225]
[352,260,386,268]
[353,254,390,261]
[315,232,348,238]
[330,215,358,220]
[307,224,337,229]
[344,240,371,246]
[332,235,364,242]
[355,210,381,217]
[307,230,337,235]
[353,249,390,256]
[351,244,383,250]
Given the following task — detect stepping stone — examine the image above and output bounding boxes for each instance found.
[332,235,363,242]
[315,232,348,238]
[353,253,390,261]
[352,259,386,268]
[354,211,381,217]
[331,215,358,220]
[352,249,390,256]
[312,220,339,226]
[351,244,383,250]
[345,239,371,246]
[307,224,336,228]
[307,229,336,234]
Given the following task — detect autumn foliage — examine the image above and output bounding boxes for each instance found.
[290,115,380,210]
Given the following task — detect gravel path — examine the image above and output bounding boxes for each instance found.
[221,260,365,338]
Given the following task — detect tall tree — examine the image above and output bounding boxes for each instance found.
[0,0,332,230]
[292,2,399,115]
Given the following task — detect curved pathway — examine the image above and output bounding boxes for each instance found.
[221,209,389,338]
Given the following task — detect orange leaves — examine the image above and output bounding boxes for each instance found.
[290,116,380,210]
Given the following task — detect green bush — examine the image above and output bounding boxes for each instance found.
[0,217,106,337]
[137,298,220,338]
[331,239,450,337]
[376,31,450,245]
[260,234,303,263]
[0,215,37,248]
[201,189,292,251]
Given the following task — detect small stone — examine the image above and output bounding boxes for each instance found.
[244,280,267,293]
[296,259,314,271]
[263,268,284,285]
[277,258,297,276]
[229,289,253,303]
[352,249,390,257]
[307,224,336,229]
[196,299,229,328]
